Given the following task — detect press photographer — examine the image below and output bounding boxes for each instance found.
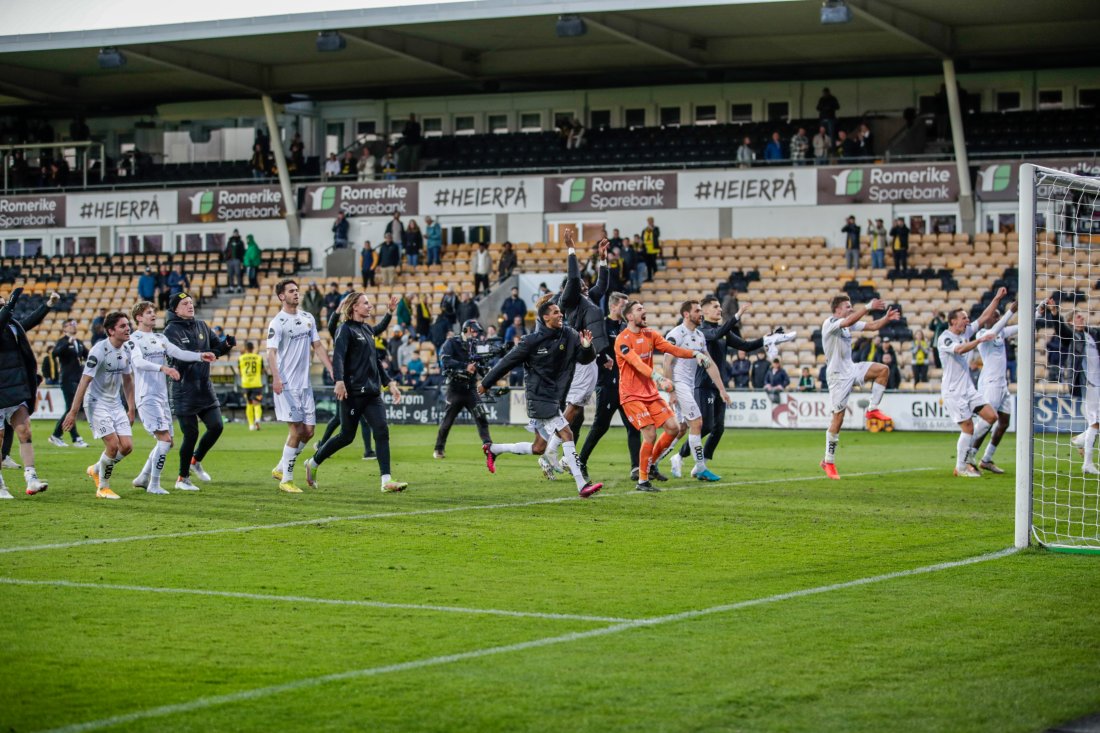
[432,319,504,461]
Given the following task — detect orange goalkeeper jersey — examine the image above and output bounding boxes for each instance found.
[615,327,696,404]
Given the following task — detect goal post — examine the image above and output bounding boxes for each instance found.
[1016,163,1100,553]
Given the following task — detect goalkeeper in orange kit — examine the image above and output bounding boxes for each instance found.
[615,299,711,492]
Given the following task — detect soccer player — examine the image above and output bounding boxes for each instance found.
[616,299,708,492]
[478,298,603,498]
[62,311,136,499]
[0,287,51,498]
[971,301,1018,474]
[267,278,334,494]
[239,342,266,431]
[936,290,1007,477]
[303,292,407,493]
[126,302,215,494]
[1040,298,1100,474]
[819,295,900,479]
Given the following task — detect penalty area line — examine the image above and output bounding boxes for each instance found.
[36,546,1018,733]
[0,466,937,555]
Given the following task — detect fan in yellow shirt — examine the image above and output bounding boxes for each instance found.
[238,342,265,430]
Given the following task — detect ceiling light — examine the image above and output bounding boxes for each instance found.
[555,15,587,38]
[316,31,346,52]
[97,47,127,69]
[820,0,852,24]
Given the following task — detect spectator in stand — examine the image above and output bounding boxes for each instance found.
[883,350,902,389]
[500,287,527,325]
[929,312,948,369]
[332,211,350,250]
[243,234,262,289]
[360,240,377,287]
[606,246,625,293]
[412,294,431,340]
[622,238,643,293]
[289,132,305,173]
[736,136,756,168]
[323,152,340,181]
[818,363,829,391]
[395,294,412,332]
[137,266,157,302]
[817,87,840,140]
[721,290,740,324]
[407,353,425,380]
[790,127,809,166]
[381,146,398,180]
[249,143,268,180]
[156,265,171,309]
[386,326,404,366]
[867,218,887,270]
[764,131,784,164]
[456,292,479,326]
[377,233,401,286]
[429,314,450,351]
[763,359,790,404]
[641,217,661,282]
[837,129,859,159]
[841,215,861,271]
[508,335,525,386]
[402,114,423,172]
[357,147,376,182]
[386,212,404,249]
[609,228,623,250]
[322,282,341,321]
[440,287,458,327]
[90,319,106,345]
[498,241,517,282]
[812,125,832,165]
[798,366,815,391]
[339,150,356,179]
[504,316,526,343]
[730,351,751,389]
[225,228,245,292]
[425,216,443,266]
[168,264,190,298]
[857,123,873,159]
[423,364,445,388]
[750,351,769,390]
[472,242,492,296]
[911,328,932,384]
[404,219,423,270]
[889,216,910,271]
[397,332,417,370]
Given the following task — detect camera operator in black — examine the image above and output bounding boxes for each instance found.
[433,319,494,459]
[303,292,407,493]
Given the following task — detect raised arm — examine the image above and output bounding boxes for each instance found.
[0,287,22,329]
[558,232,582,311]
[862,307,901,333]
[839,298,884,330]
[480,337,531,388]
[952,331,996,356]
[652,331,698,359]
[588,240,611,304]
[164,340,206,363]
[976,287,1008,329]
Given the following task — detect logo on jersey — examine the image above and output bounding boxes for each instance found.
[268,328,275,339]
[86,355,98,368]
[620,344,630,355]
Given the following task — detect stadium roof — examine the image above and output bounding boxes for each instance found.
[1,0,1097,113]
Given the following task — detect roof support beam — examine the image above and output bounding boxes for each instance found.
[846,0,954,59]
[341,29,477,80]
[0,63,77,104]
[583,14,705,68]
[120,44,269,94]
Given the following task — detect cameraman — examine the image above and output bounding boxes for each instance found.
[433,319,494,462]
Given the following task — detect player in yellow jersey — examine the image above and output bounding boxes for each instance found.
[238,342,266,431]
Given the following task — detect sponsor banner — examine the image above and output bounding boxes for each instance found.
[818,164,958,204]
[301,181,418,217]
[178,186,285,223]
[678,168,817,208]
[974,158,1100,202]
[1033,393,1087,434]
[67,190,178,226]
[315,387,510,426]
[545,173,676,212]
[418,176,542,215]
[0,194,66,229]
[724,391,866,431]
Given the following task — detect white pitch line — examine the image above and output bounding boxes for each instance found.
[0,578,629,624]
[0,466,936,555]
[37,546,1019,733]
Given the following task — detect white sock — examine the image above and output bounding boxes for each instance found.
[136,454,152,480]
[824,431,838,464]
[544,434,561,463]
[99,452,119,488]
[23,466,37,481]
[381,473,391,486]
[982,441,998,463]
[491,442,533,455]
[956,432,971,470]
[281,443,299,482]
[972,418,992,444]
[149,440,172,488]
[870,382,885,408]
[688,433,705,471]
[1084,426,1099,466]
[561,441,586,489]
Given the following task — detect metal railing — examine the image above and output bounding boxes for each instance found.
[2,140,106,191]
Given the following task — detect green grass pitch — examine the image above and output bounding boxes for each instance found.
[1,421,1098,732]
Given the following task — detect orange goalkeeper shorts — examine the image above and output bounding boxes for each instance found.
[622,398,674,430]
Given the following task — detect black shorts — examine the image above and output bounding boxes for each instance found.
[245,388,264,403]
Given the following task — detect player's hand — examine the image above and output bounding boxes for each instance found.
[579,329,592,348]
[995,286,1008,300]
[736,303,750,319]
[61,411,76,433]
[564,230,575,249]
[7,287,23,304]
[597,239,609,258]
[658,378,674,392]
[224,335,236,349]
[721,391,733,406]
[601,354,613,370]
[886,308,901,321]
[273,377,284,395]
[127,407,136,426]
[334,381,347,401]
[388,295,399,313]
[466,362,477,374]
[389,383,402,403]
[476,383,487,396]
[694,352,711,369]
[47,291,60,307]
[162,366,181,381]
[978,331,997,343]
[869,298,886,311]
[200,352,216,362]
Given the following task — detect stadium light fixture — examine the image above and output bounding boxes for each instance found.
[820,0,852,24]
[97,47,127,69]
[316,31,346,52]
[555,15,587,38]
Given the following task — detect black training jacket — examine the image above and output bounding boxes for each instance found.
[164,311,232,415]
[332,319,390,396]
[0,293,39,412]
[556,252,610,354]
[481,323,594,419]
[697,315,764,390]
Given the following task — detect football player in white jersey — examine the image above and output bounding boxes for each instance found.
[819,295,900,479]
[936,292,1006,477]
[267,279,334,493]
[662,300,733,481]
[126,302,215,494]
[971,301,1018,474]
[62,312,136,499]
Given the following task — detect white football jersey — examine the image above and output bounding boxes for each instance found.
[82,338,132,406]
[976,325,1018,391]
[821,316,866,379]
[126,330,202,404]
[664,323,706,385]
[266,309,320,391]
[937,324,977,395]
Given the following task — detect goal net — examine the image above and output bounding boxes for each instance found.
[1016,163,1100,552]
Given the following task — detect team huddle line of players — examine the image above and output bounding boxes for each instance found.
[0,238,1048,501]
